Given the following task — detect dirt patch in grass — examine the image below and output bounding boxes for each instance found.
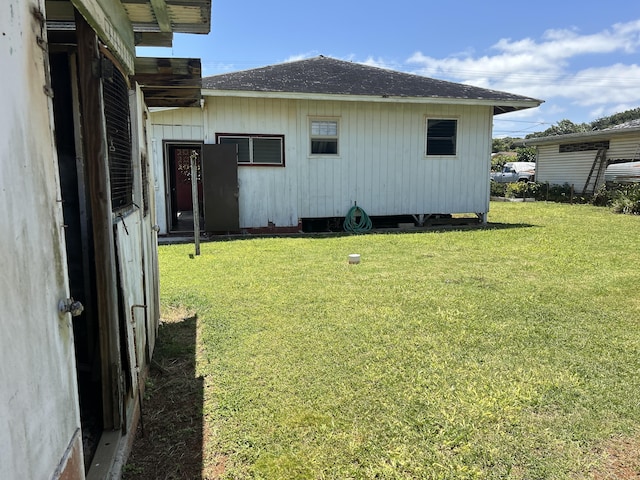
[123,307,216,479]
[591,436,640,479]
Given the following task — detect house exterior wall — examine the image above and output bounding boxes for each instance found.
[0,1,84,478]
[535,132,640,188]
[151,97,493,232]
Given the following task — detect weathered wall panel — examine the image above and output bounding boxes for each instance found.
[0,1,84,478]
[115,214,146,400]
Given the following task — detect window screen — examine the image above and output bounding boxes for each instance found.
[219,137,250,163]
[218,135,284,165]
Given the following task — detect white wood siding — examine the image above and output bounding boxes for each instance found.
[536,132,640,188]
[151,98,493,230]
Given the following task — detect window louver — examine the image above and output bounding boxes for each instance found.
[102,56,133,211]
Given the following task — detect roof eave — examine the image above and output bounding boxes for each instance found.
[201,89,542,111]
[493,102,543,115]
[520,126,640,146]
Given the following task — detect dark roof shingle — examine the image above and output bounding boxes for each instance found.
[202,56,542,114]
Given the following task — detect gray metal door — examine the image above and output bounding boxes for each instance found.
[201,143,239,232]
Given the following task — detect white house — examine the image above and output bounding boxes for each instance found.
[150,56,542,234]
[521,120,640,194]
[0,0,209,478]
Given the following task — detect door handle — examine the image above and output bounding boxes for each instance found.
[59,298,84,317]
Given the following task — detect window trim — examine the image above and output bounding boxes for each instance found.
[215,133,285,167]
[309,117,340,157]
[425,117,459,158]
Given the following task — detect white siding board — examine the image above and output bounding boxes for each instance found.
[609,134,640,161]
[537,145,599,188]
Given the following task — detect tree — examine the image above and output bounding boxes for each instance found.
[516,146,536,163]
[526,119,589,139]
[492,137,516,153]
[591,108,640,130]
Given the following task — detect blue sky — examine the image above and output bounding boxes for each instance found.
[139,0,640,138]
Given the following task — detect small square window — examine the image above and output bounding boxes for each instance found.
[310,119,339,155]
[426,119,457,156]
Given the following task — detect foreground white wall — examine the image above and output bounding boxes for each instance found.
[0,1,83,478]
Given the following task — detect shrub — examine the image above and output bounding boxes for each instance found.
[591,184,616,207]
[610,184,640,215]
[506,181,539,199]
[490,181,507,197]
[531,182,588,203]
[533,182,640,214]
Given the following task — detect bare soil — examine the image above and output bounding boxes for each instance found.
[123,309,211,479]
[591,436,640,479]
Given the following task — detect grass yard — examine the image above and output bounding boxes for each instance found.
[126,202,640,479]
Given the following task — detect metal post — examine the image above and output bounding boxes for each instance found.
[190,150,200,256]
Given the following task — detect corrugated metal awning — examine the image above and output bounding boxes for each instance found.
[121,0,211,34]
[45,0,210,76]
[46,0,211,37]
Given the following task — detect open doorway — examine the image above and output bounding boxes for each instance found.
[166,143,203,232]
[50,50,103,471]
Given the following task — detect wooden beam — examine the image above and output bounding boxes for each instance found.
[149,0,172,32]
[134,31,173,47]
[132,57,202,107]
[75,10,123,430]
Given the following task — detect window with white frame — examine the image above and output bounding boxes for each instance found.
[310,119,339,155]
[217,134,284,166]
[426,119,457,156]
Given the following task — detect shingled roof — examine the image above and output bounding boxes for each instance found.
[202,56,542,115]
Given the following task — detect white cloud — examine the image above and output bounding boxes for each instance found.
[406,19,640,124]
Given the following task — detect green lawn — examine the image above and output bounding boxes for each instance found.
[158,202,640,479]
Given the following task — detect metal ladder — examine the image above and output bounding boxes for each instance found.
[582,147,608,195]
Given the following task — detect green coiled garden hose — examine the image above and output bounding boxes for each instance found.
[343,204,372,233]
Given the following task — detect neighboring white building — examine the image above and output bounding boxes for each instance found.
[0,0,209,478]
[521,120,640,194]
[150,57,542,234]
